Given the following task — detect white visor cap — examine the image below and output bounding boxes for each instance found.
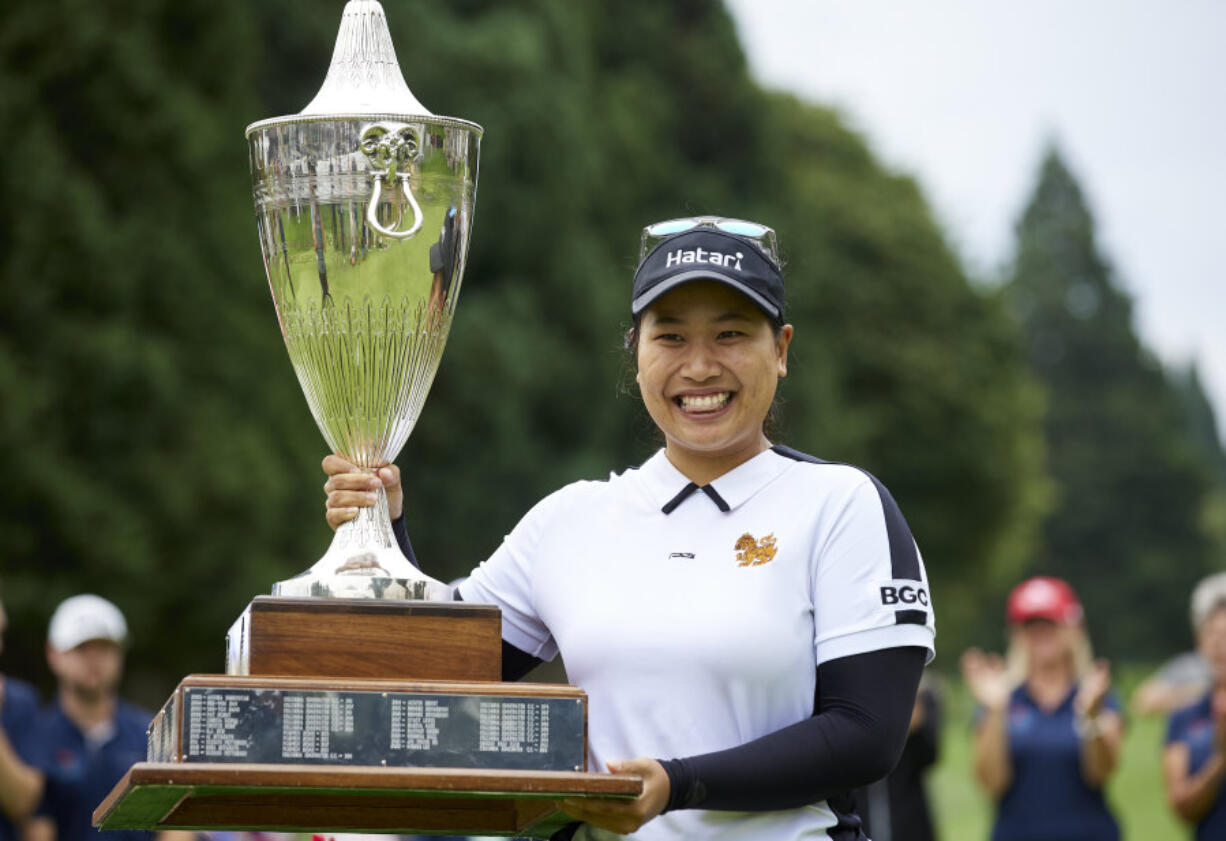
[48,594,128,652]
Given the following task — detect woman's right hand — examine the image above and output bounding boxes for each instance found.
[322,454,404,530]
[961,648,1011,711]
[1075,659,1113,718]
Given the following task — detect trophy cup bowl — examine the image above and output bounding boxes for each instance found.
[246,0,480,600]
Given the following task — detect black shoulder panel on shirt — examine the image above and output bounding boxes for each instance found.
[771,445,922,582]
[771,444,827,464]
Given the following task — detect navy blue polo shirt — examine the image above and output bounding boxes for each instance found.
[1166,693,1226,841]
[34,700,151,841]
[990,684,1120,841]
[1,677,42,841]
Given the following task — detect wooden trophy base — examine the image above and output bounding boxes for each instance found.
[96,764,637,838]
[94,598,640,836]
[224,596,504,681]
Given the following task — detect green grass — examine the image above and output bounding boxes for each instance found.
[930,671,1189,840]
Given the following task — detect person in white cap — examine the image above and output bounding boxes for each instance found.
[0,590,45,841]
[26,595,177,841]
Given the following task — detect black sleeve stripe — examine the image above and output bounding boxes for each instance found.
[771,445,922,582]
[895,609,928,626]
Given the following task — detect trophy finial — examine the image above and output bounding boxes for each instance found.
[300,0,432,116]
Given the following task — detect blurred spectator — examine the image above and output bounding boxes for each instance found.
[961,577,1122,841]
[26,595,186,841]
[1134,578,1224,716]
[1132,651,1211,716]
[854,674,942,841]
[1163,572,1226,839]
[0,591,45,841]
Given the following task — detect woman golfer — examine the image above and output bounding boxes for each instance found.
[323,217,936,840]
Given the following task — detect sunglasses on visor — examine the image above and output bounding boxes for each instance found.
[639,216,780,265]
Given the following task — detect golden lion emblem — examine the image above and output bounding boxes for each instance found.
[735,533,778,567]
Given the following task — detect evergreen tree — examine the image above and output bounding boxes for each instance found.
[1007,147,1214,658]
[1172,364,1226,570]
[1172,364,1226,490]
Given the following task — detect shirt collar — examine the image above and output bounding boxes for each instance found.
[636,447,793,514]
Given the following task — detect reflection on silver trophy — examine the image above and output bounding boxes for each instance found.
[245,0,482,599]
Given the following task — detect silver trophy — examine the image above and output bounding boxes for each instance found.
[245,0,481,599]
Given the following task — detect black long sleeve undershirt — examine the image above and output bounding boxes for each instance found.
[391,514,419,570]
[660,646,926,813]
[451,589,545,681]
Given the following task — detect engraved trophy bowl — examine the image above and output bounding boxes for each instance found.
[246,0,481,600]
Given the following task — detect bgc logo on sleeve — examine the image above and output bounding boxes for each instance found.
[876,580,930,607]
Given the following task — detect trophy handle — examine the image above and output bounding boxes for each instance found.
[366,172,425,240]
[361,122,426,241]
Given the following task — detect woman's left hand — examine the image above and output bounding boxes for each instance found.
[1075,659,1112,718]
[558,758,670,835]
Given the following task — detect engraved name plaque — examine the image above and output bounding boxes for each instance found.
[149,682,586,772]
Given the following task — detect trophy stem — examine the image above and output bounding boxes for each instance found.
[272,473,451,601]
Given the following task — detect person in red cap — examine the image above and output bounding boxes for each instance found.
[961,576,1122,841]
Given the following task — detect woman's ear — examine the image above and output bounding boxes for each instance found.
[777,324,795,377]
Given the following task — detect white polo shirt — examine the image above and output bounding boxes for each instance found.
[459,445,935,841]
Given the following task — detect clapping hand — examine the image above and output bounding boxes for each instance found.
[961,648,1011,711]
[1075,659,1112,718]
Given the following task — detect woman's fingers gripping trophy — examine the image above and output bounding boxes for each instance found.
[322,453,404,530]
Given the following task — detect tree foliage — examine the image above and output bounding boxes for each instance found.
[1006,148,1220,658]
[1172,364,1226,579]
[1,0,1045,699]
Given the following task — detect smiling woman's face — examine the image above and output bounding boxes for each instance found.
[636,281,792,483]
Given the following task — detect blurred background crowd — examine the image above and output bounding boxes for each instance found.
[1,0,1222,839]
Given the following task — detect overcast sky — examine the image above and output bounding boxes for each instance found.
[724,0,1225,440]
